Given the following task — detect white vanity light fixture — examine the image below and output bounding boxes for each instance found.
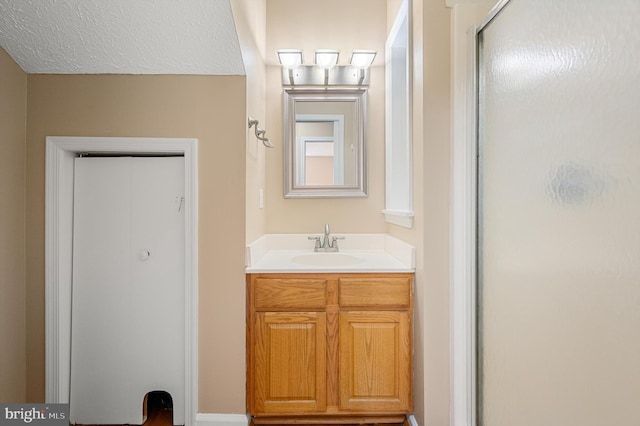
[350,50,377,85]
[277,48,376,87]
[277,49,304,69]
[315,49,340,69]
[277,49,304,86]
[315,49,340,85]
[350,50,377,68]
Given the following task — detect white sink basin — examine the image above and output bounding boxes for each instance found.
[292,253,366,267]
[245,234,415,272]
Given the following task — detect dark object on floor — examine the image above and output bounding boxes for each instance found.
[143,391,173,426]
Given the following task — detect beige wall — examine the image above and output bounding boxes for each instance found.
[386,0,452,424]
[264,0,388,234]
[386,0,425,421]
[418,2,452,424]
[0,46,27,403]
[231,0,268,244]
[25,74,247,413]
[305,156,335,185]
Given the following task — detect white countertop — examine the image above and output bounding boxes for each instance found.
[245,234,415,273]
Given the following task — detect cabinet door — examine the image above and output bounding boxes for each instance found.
[253,312,327,414]
[339,311,412,412]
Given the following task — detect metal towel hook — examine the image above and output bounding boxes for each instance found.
[248,117,274,148]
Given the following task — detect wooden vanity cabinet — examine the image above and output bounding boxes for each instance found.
[246,273,413,425]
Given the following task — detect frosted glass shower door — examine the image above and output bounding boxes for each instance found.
[477,0,640,425]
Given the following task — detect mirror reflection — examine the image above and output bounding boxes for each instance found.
[284,89,367,198]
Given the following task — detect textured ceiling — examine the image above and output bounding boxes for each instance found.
[0,0,245,75]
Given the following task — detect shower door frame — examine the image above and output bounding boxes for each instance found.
[45,136,199,426]
[450,1,511,426]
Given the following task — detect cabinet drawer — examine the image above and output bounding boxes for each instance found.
[338,277,411,308]
[253,278,327,310]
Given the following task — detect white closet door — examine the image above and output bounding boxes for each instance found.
[128,157,185,425]
[70,157,185,425]
[70,157,131,424]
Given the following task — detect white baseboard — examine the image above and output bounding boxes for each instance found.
[196,413,417,426]
[196,413,249,426]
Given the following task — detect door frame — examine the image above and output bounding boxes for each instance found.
[45,136,198,426]
[295,114,345,185]
[450,1,512,425]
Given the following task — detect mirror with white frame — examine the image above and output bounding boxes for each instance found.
[284,89,367,198]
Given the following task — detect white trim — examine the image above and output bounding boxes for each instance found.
[450,5,482,426]
[295,114,345,185]
[45,137,199,426]
[447,0,510,426]
[195,413,249,426]
[297,136,338,184]
[451,2,518,424]
[384,0,413,227]
[445,0,498,9]
[381,209,414,228]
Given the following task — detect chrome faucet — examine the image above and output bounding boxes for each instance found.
[308,224,344,252]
